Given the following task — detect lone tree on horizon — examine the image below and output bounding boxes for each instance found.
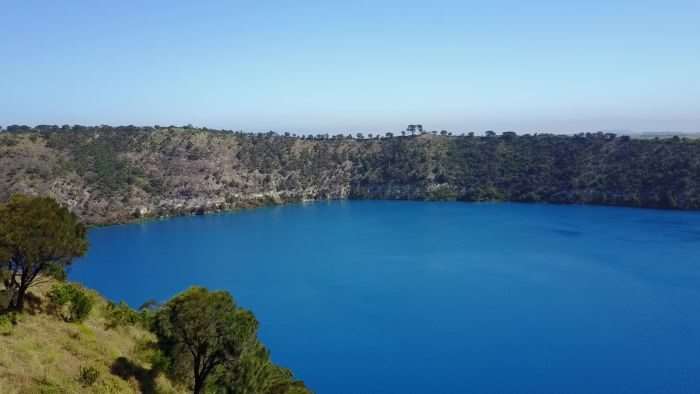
[0,194,88,312]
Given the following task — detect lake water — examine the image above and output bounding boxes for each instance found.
[70,201,700,393]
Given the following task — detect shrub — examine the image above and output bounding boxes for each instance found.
[47,284,94,322]
[35,378,63,394]
[0,312,18,335]
[104,301,141,329]
[77,365,100,386]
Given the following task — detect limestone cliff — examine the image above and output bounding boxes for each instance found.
[1,127,698,224]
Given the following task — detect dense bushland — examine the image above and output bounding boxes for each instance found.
[1,125,699,224]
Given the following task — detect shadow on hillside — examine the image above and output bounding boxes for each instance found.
[110,356,158,394]
[22,292,43,315]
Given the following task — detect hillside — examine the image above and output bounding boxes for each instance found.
[2,126,700,224]
[0,194,311,394]
[0,280,183,394]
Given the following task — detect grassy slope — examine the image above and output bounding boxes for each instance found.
[0,280,183,394]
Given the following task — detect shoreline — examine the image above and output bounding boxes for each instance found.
[85,196,700,229]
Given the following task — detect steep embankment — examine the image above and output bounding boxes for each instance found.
[0,280,183,394]
[1,127,699,224]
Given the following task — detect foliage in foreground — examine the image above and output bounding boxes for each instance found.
[210,340,311,394]
[104,300,151,329]
[0,195,311,393]
[0,279,181,394]
[77,365,100,387]
[153,287,310,394]
[47,283,94,323]
[0,279,312,394]
[0,194,88,312]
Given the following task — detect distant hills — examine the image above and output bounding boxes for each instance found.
[2,126,700,224]
[631,131,700,139]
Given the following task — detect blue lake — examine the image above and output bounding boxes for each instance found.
[71,201,700,393]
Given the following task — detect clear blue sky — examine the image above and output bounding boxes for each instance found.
[1,0,698,133]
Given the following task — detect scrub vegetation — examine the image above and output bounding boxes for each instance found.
[1,125,699,225]
[0,195,311,394]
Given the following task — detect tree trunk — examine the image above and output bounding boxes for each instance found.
[12,286,27,312]
[193,377,204,394]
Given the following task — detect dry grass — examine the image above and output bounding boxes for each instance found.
[0,280,184,394]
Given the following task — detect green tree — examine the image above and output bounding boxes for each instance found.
[153,287,258,394]
[210,340,311,394]
[0,195,87,312]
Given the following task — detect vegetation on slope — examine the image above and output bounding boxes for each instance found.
[0,279,181,394]
[0,281,311,394]
[1,125,700,225]
[0,195,311,393]
[0,194,87,311]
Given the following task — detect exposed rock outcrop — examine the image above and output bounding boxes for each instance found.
[1,127,699,225]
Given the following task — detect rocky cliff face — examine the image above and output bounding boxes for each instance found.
[2,127,699,224]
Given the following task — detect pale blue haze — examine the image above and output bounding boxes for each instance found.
[71,201,700,393]
[1,1,699,133]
